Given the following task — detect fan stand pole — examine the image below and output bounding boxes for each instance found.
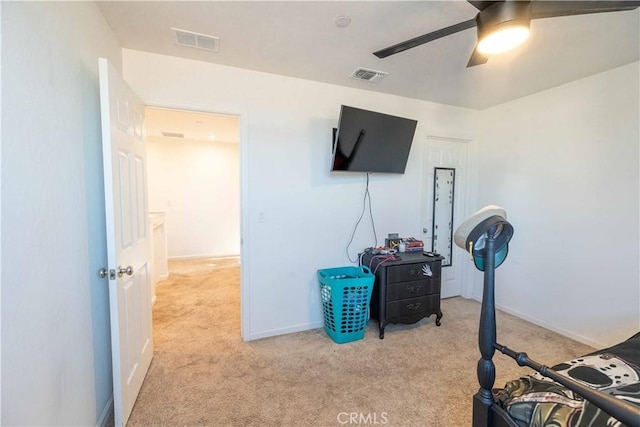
[472,225,498,427]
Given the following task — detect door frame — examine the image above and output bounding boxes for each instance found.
[144,103,250,340]
[422,134,476,299]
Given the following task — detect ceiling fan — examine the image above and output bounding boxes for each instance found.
[374,1,640,67]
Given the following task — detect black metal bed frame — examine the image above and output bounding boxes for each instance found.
[472,229,640,427]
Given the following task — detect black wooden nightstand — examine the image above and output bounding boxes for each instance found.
[362,252,444,339]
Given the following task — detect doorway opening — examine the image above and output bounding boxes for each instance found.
[144,106,242,333]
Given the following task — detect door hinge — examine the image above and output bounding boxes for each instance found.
[98,268,117,280]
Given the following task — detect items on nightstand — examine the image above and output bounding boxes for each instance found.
[401,237,424,253]
[384,233,401,250]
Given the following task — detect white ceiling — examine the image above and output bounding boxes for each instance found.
[97,1,640,110]
[145,107,240,143]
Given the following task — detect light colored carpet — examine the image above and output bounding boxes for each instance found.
[127,257,594,427]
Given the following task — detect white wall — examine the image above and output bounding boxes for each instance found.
[123,49,477,340]
[1,2,121,425]
[474,62,640,348]
[147,135,241,258]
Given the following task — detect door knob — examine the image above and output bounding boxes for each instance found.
[118,265,134,277]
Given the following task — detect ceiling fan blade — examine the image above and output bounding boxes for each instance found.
[374,18,477,58]
[466,46,490,67]
[467,1,503,11]
[531,1,640,19]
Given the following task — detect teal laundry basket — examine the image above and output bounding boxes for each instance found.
[317,266,375,344]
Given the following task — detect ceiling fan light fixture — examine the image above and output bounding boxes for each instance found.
[475,1,532,56]
[477,24,530,55]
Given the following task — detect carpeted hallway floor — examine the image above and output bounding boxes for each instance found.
[127,257,594,426]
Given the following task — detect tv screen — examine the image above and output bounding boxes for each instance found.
[331,105,418,174]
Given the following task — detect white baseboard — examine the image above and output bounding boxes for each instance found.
[97,396,113,427]
[245,320,324,341]
[168,253,240,261]
[494,302,604,349]
[469,293,604,349]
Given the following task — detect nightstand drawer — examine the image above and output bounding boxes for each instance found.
[387,261,441,283]
[386,295,440,319]
[386,278,440,301]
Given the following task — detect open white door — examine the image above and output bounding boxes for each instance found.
[99,57,153,426]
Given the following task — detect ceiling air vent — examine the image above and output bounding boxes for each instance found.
[350,67,388,83]
[161,132,184,138]
[172,28,220,52]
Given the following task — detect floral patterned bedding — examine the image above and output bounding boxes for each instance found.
[493,332,640,427]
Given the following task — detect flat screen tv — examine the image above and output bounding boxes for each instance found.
[331,105,418,174]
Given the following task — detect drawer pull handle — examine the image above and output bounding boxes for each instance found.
[406,303,422,311]
[407,286,421,293]
[409,269,419,276]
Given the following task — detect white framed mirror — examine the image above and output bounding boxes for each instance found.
[432,167,455,266]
